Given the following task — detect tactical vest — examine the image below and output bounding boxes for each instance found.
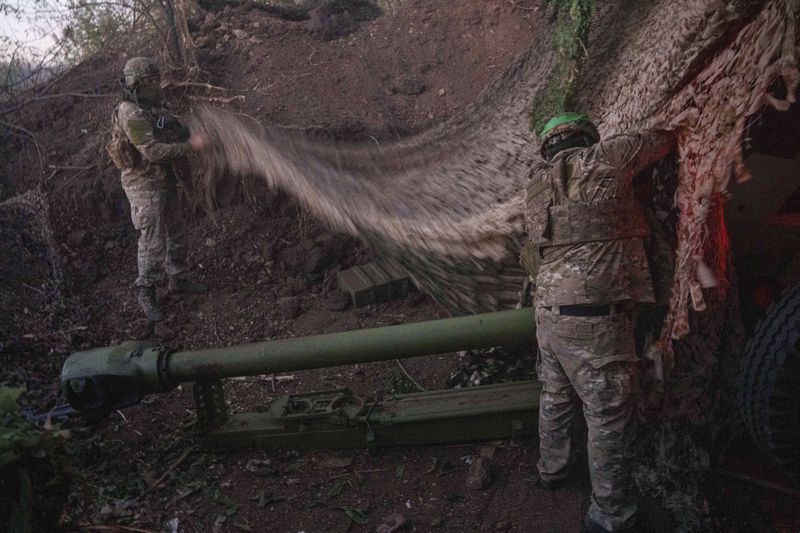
[525,154,649,251]
[106,106,140,170]
[107,104,189,171]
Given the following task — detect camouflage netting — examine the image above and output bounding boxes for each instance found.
[191,3,798,528]
[193,0,798,339]
[0,190,67,349]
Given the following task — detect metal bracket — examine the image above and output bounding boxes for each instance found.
[200,381,541,450]
[193,379,228,431]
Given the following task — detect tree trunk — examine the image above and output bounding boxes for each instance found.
[162,0,198,72]
[162,0,182,67]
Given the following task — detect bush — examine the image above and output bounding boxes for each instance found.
[0,387,72,533]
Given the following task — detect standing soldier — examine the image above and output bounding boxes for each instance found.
[107,57,209,321]
[524,113,675,532]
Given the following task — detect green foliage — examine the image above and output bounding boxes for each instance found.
[62,1,132,62]
[0,387,72,533]
[383,373,419,394]
[530,0,595,134]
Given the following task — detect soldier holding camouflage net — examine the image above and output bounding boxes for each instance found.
[108,57,210,321]
[524,113,675,533]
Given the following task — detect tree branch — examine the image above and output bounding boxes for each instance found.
[0,119,45,175]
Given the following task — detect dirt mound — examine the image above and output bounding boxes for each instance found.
[0,2,554,531]
[1,0,540,354]
[1,1,796,531]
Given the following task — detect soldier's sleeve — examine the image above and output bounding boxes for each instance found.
[597,131,676,182]
[120,106,191,163]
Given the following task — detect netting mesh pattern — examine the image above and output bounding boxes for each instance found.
[0,191,65,343]
[192,1,798,340]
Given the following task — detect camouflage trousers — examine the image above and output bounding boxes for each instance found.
[535,305,639,531]
[123,184,188,288]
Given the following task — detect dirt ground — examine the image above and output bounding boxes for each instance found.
[1,1,799,531]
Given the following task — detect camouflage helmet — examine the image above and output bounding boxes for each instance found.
[123,57,160,88]
[539,112,600,158]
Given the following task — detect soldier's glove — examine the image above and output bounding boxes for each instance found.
[155,114,190,143]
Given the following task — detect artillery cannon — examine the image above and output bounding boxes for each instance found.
[59,173,800,474]
[61,308,541,449]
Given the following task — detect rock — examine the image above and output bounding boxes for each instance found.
[314,232,346,255]
[288,276,308,294]
[479,445,497,459]
[243,251,261,264]
[277,296,301,320]
[205,237,217,247]
[305,246,329,274]
[466,457,492,490]
[67,229,88,248]
[279,243,305,270]
[318,456,353,468]
[308,4,356,40]
[325,290,351,311]
[233,29,247,40]
[280,242,330,275]
[438,88,446,96]
[392,78,427,96]
[376,512,407,533]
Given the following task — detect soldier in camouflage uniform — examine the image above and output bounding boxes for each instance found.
[524,113,675,532]
[109,57,209,321]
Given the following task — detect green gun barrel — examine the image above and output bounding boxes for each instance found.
[61,308,536,415]
[169,307,535,381]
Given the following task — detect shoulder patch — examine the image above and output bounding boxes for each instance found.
[125,116,153,146]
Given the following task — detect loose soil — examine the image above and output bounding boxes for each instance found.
[1,1,798,531]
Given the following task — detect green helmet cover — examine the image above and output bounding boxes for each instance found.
[540,112,593,138]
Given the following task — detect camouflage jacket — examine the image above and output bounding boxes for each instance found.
[114,101,191,192]
[525,131,675,306]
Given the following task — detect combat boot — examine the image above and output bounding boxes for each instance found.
[580,516,612,533]
[137,286,164,322]
[580,515,636,533]
[533,472,570,490]
[534,476,560,490]
[168,277,208,295]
